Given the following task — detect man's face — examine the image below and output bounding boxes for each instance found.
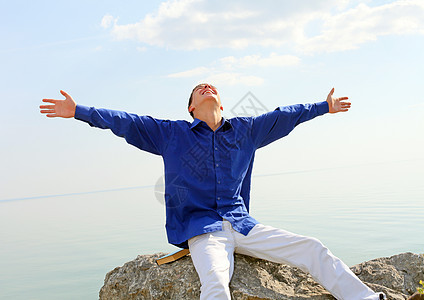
[190,83,221,113]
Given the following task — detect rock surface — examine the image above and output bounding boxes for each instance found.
[99,252,424,300]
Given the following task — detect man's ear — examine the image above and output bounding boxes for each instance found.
[189,106,195,112]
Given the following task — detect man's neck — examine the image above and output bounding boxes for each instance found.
[195,108,222,132]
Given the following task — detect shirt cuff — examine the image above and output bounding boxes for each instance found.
[74,104,91,122]
[316,101,329,115]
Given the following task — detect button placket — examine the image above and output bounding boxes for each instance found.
[213,132,221,203]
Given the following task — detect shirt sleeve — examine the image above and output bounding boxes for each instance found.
[251,101,329,149]
[74,104,172,155]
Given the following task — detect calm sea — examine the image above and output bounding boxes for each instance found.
[1,159,423,299]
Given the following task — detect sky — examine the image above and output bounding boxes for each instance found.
[0,0,424,202]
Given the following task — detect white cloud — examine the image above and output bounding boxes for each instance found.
[102,0,424,54]
[101,14,116,29]
[101,1,339,50]
[166,53,299,86]
[298,0,424,54]
[168,68,263,86]
[167,67,264,86]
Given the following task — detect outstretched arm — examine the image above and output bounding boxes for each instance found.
[39,90,171,155]
[326,88,351,113]
[40,90,76,118]
[251,87,350,148]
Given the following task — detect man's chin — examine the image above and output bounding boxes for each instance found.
[201,95,219,103]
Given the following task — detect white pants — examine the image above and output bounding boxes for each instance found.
[188,221,382,300]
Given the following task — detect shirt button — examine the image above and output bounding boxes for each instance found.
[216,163,219,167]
[215,147,218,150]
[217,180,221,184]
[217,197,221,200]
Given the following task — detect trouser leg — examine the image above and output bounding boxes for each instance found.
[188,224,235,300]
[235,223,380,300]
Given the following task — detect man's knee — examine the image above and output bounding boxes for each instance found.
[307,236,327,250]
[301,236,340,271]
[297,236,332,264]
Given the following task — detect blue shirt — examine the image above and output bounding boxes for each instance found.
[75,101,329,248]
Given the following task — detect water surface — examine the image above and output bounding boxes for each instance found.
[1,160,423,299]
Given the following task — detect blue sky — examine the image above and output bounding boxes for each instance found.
[1,0,423,202]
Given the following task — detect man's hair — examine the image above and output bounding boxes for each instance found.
[188,83,211,119]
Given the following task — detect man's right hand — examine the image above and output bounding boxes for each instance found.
[40,90,76,118]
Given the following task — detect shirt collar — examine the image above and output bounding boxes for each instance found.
[190,117,233,131]
[189,118,202,129]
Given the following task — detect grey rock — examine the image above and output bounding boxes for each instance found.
[99,252,424,300]
[351,252,424,299]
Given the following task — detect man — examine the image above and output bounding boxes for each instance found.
[40,85,386,300]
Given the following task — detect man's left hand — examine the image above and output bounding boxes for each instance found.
[326,88,351,114]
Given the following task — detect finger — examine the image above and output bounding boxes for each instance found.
[60,90,70,98]
[337,97,349,101]
[329,87,335,96]
[40,110,55,114]
[46,114,58,118]
[39,105,55,109]
[42,99,59,104]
